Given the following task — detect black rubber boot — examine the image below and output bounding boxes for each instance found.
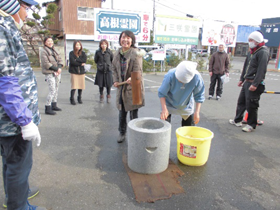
[45,105,56,115]
[70,90,76,105]
[77,96,83,104]
[77,89,83,104]
[51,102,62,111]
[70,97,76,105]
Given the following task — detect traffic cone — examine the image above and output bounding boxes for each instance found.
[242,112,248,124]
[242,112,264,125]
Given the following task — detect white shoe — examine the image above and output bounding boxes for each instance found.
[242,125,254,132]
[229,119,242,127]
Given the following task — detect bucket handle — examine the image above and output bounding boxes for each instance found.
[145,147,157,153]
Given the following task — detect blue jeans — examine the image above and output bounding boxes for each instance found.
[0,134,32,210]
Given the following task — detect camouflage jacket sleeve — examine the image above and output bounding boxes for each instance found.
[0,27,32,126]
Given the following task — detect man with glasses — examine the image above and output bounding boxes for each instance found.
[0,0,47,209]
[208,43,230,101]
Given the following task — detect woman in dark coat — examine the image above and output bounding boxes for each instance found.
[94,39,114,103]
[69,40,87,105]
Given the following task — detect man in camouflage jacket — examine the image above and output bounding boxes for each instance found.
[0,0,46,209]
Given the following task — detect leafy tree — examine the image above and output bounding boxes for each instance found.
[20,3,59,58]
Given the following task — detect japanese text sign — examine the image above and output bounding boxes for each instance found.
[154,15,200,45]
[94,9,151,43]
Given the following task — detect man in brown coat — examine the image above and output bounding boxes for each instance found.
[208,43,230,100]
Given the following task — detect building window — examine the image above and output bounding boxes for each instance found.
[270,47,278,59]
[59,9,62,21]
[77,7,94,21]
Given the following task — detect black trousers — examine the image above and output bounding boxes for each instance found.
[118,101,138,135]
[209,73,223,97]
[99,87,111,95]
[166,114,194,126]
[71,89,82,98]
[234,81,265,129]
[0,134,32,209]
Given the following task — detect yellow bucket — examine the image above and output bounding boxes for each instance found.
[176,126,214,166]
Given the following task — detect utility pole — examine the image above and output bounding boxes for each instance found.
[152,0,155,44]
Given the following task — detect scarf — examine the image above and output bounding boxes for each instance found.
[250,42,265,54]
[119,48,131,81]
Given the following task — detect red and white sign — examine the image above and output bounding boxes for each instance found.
[202,20,238,47]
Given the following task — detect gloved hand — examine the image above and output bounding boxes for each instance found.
[21,121,41,147]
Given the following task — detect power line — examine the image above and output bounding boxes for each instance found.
[146,0,187,15]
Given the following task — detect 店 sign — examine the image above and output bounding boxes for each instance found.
[202,20,238,47]
[154,15,200,45]
[94,9,151,43]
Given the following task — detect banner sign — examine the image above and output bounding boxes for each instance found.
[94,8,151,43]
[154,15,200,45]
[202,20,238,47]
[236,26,260,43]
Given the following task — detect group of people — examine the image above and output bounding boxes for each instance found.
[0,0,269,208]
[40,38,87,114]
[207,31,268,132]
[41,34,115,114]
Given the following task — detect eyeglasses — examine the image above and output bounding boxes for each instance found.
[20,3,30,12]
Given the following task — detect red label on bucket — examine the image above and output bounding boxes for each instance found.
[180,143,197,158]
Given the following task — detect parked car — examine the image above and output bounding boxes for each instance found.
[191,49,209,57]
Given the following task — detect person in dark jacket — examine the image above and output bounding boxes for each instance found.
[208,43,229,100]
[69,40,87,105]
[229,31,269,132]
[94,39,113,103]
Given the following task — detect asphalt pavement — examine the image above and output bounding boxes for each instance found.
[1,59,280,210]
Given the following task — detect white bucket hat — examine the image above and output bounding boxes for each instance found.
[175,61,197,83]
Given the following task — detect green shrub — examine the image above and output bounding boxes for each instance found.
[168,54,184,68]
[187,51,192,61]
[196,57,206,72]
[143,59,153,72]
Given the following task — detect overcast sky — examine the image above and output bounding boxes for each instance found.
[36,0,279,26]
